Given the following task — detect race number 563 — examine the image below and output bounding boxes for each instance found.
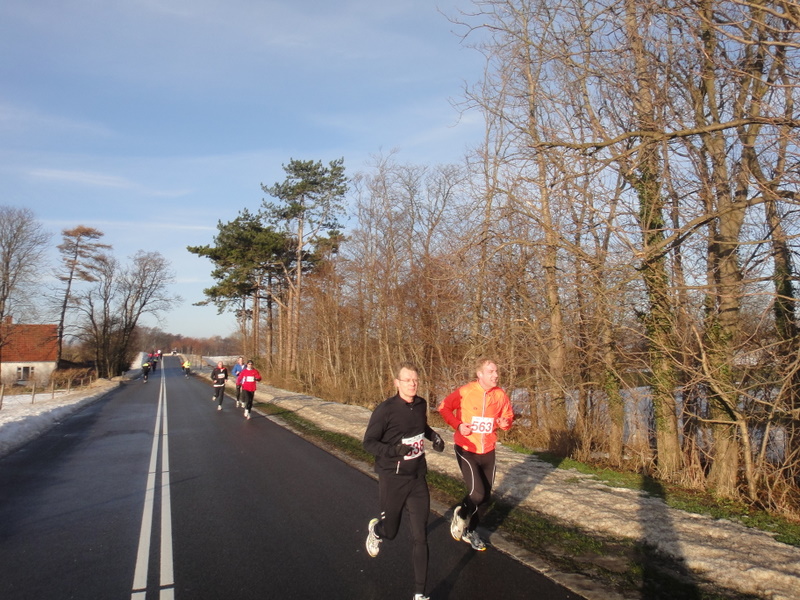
[470,416,495,434]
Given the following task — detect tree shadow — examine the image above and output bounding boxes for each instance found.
[637,475,703,599]
[488,450,565,530]
[469,451,762,599]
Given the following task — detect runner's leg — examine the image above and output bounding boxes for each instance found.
[375,474,411,541]
[406,476,430,596]
[455,446,490,530]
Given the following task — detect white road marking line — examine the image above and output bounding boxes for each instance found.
[131,371,175,599]
[159,378,175,599]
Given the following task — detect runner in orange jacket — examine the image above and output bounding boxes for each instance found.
[438,358,514,551]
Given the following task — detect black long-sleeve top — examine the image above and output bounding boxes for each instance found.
[363,393,435,477]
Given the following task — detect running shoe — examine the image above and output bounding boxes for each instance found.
[245,410,250,419]
[450,506,466,541]
[413,595,430,600]
[217,405,222,411]
[366,518,381,557]
[461,529,486,551]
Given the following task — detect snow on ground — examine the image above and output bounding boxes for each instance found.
[0,353,153,458]
[0,380,120,458]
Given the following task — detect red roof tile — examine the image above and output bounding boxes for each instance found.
[0,324,59,362]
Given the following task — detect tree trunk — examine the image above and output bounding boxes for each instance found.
[624,0,682,479]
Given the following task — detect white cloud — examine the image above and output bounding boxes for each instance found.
[0,103,113,138]
[29,169,133,188]
[27,168,191,198]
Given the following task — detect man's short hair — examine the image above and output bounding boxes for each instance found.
[475,357,496,373]
[394,361,418,379]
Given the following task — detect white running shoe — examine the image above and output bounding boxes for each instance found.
[217,405,222,411]
[245,410,250,419]
[366,518,381,557]
[462,529,486,551]
[413,595,430,600]
[450,506,466,541]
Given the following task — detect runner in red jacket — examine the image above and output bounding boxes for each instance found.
[438,358,514,551]
[235,360,262,420]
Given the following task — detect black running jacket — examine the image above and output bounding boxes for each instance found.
[363,394,436,477]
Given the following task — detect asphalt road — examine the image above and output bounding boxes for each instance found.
[0,356,582,600]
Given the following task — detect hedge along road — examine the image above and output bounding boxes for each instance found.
[0,355,581,600]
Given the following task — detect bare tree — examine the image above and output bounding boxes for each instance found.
[453,0,800,505]
[54,226,110,363]
[0,206,51,328]
[74,251,179,377]
[333,154,470,404]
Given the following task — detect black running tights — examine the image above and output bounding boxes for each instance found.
[454,446,496,531]
[375,473,430,594]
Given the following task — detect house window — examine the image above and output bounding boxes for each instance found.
[16,366,34,383]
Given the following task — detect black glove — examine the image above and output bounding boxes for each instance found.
[393,444,413,457]
[431,431,445,452]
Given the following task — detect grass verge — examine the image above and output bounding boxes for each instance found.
[256,400,773,600]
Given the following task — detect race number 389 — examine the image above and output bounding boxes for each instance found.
[470,416,495,434]
[402,433,425,460]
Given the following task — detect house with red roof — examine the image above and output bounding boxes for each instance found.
[0,319,58,385]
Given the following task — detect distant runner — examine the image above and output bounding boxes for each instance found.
[211,361,229,410]
[141,360,150,383]
[235,360,261,420]
[231,356,246,407]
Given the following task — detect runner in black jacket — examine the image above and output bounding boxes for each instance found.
[363,362,444,600]
[210,361,229,410]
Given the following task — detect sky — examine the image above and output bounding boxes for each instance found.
[0,0,486,338]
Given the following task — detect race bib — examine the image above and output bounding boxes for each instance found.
[401,433,425,460]
[470,416,495,434]
[245,376,256,382]
[216,373,225,379]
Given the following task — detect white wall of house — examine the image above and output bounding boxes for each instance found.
[0,362,57,386]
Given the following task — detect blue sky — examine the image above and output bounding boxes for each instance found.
[0,0,485,338]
